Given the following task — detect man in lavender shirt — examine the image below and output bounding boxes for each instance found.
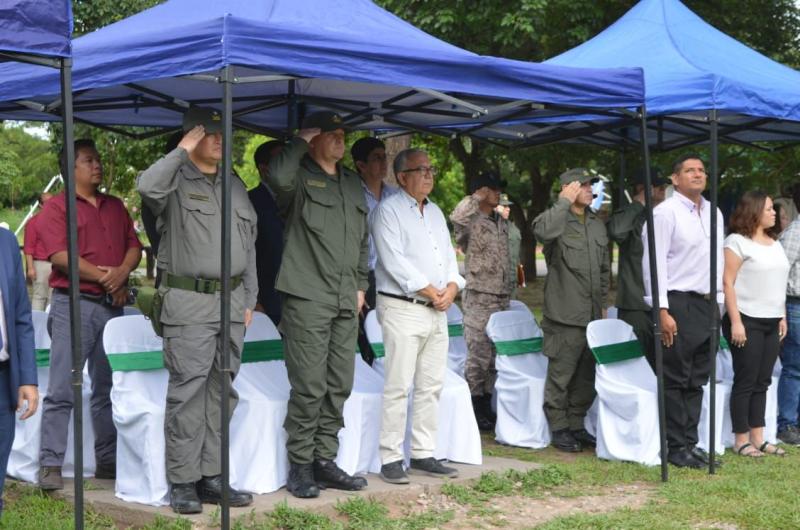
[642,153,724,469]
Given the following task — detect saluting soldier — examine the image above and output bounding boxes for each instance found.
[607,168,668,369]
[450,171,512,431]
[138,107,257,514]
[267,111,369,499]
[533,168,609,453]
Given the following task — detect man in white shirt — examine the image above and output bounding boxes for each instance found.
[642,153,724,469]
[372,148,466,484]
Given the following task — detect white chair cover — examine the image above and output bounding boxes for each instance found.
[586,319,660,466]
[445,303,467,376]
[122,306,142,316]
[766,358,781,444]
[9,310,96,483]
[103,315,170,505]
[605,306,618,319]
[365,310,482,464]
[485,310,550,448]
[336,355,384,475]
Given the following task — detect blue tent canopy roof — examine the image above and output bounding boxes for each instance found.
[0,0,643,140]
[536,0,800,148]
[0,0,72,59]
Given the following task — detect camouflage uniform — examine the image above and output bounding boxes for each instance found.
[450,196,512,396]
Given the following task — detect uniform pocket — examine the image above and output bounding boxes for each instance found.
[180,197,216,240]
[302,185,335,234]
[235,207,256,248]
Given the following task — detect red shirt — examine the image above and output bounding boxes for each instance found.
[23,214,49,260]
[38,191,142,295]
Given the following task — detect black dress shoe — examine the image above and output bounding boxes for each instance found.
[551,429,582,453]
[689,446,723,467]
[472,395,496,432]
[571,429,596,448]
[667,449,704,469]
[170,483,202,514]
[196,475,253,507]
[379,460,410,484]
[313,459,368,490]
[409,457,459,478]
[287,463,320,498]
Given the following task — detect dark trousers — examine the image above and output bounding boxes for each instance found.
[0,364,13,516]
[40,291,121,467]
[663,291,714,452]
[618,308,656,371]
[722,313,781,434]
[356,270,377,365]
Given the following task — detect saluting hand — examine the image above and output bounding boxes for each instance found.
[178,125,206,154]
[559,181,582,204]
[298,128,321,144]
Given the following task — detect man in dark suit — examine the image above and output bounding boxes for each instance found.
[249,140,286,326]
[0,227,38,518]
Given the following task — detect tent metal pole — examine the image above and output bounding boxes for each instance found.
[220,65,234,529]
[639,106,668,483]
[618,141,627,207]
[287,79,297,136]
[61,56,84,529]
[708,109,719,475]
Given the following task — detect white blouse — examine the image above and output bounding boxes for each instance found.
[725,233,789,318]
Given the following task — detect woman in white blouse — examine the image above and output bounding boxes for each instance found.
[723,191,790,457]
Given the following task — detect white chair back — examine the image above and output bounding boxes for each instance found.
[486,310,547,377]
[586,319,655,392]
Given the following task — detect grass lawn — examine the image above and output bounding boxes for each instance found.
[3,436,799,529]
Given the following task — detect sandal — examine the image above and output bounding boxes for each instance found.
[758,442,786,456]
[735,443,763,458]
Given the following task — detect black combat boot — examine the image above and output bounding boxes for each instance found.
[196,475,253,507]
[313,459,368,490]
[286,462,320,498]
[472,395,495,431]
[170,483,202,514]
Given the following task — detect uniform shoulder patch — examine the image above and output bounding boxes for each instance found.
[307,179,327,189]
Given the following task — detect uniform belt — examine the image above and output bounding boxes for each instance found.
[54,287,109,305]
[378,291,434,308]
[165,273,243,294]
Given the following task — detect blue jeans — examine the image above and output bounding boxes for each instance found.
[778,301,800,432]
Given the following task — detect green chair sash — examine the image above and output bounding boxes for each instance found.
[107,339,285,372]
[36,349,50,367]
[590,339,643,365]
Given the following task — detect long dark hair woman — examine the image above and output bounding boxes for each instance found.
[722,191,790,457]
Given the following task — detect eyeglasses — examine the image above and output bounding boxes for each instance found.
[400,166,437,176]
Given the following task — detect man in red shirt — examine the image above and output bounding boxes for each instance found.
[23,192,53,311]
[36,139,142,490]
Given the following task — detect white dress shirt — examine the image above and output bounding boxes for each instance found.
[642,191,724,309]
[372,189,465,299]
[0,285,8,362]
[362,180,400,271]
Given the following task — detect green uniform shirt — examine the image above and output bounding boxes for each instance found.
[267,137,369,311]
[607,201,649,311]
[508,222,522,293]
[137,148,258,325]
[533,197,609,326]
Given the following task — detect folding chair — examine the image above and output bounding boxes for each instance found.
[486,310,549,448]
[8,310,96,483]
[586,319,660,465]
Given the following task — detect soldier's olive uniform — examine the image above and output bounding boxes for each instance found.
[450,196,512,397]
[607,201,655,368]
[508,221,522,297]
[267,137,369,465]
[137,148,258,484]
[533,198,609,431]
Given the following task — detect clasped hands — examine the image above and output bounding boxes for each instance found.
[97,264,131,307]
[418,283,458,312]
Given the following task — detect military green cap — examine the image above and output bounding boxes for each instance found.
[183,107,223,133]
[302,111,347,132]
[559,168,597,186]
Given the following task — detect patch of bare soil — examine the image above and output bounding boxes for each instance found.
[388,482,655,529]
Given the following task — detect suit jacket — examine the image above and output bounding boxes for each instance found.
[0,227,36,404]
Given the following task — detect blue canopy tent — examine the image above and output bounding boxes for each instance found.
[543,0,800,477]
[0,0,644,141]
[0,0,87,526]
[0,1,645,524]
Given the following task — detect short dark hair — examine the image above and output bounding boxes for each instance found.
[729,190,775,240]
[672,153,704,175]
[350,137,385,170]
[254,140,286,168]
[59,138,97,176]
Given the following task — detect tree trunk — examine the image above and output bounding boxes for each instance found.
[449,137,486,192]
[524,164,554,281]
[383,135,411,186]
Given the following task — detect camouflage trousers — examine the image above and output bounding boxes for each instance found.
[463,289,510,397]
